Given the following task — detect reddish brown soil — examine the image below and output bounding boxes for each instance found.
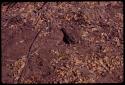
[1,2,123,84]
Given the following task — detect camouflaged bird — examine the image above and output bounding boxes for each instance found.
[60,28,78,44]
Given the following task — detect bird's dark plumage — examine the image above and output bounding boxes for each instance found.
[60,28,76,44]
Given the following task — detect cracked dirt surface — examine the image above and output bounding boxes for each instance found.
[1,2,123,84]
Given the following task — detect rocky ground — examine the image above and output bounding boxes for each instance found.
[1,2,123,84]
